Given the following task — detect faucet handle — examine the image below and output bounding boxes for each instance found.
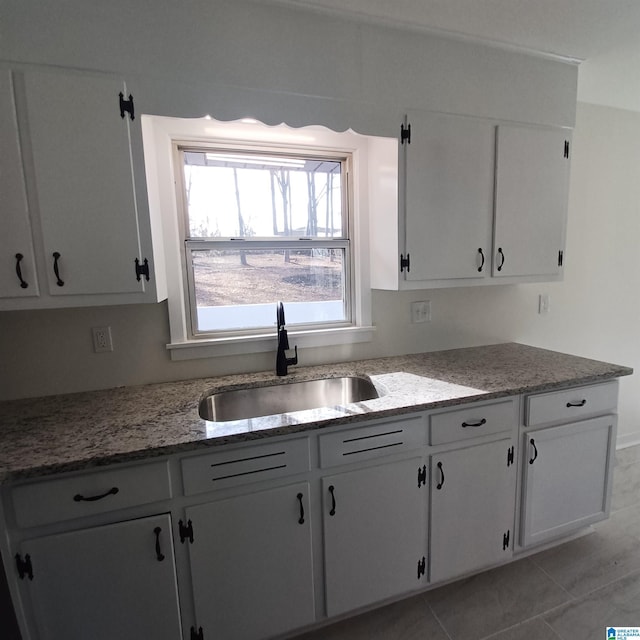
[286,345,298,367]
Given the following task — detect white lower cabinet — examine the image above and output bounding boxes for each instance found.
[520,415,616,547]
[185,482,315,640]
[2,383,623,640]
[322,457,428,616]
[16,514,182,640]
[430,439,516,583]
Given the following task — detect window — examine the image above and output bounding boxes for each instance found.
[178,147,352,337]
[141,115,391,360]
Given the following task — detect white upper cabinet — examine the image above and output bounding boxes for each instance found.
[0,67,166,310]
[23,70,149,297]
[403,111,495,282]
[371,112,572,290]
[0,70,38,300]
[493,124,571,279]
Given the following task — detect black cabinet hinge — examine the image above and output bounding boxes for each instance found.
[417,556,426,579]
[507,446,514,467]
[15,553,33,580]
[400,254,410,273]
[417,465,427,488]
[558,250,564,267]
[400,122,411,145]
[119,92,135,121]
[190,626,204,640]
[179,519,194,544]
[503,530,510,551]
[564,140,570,159]
[135,258,150,282]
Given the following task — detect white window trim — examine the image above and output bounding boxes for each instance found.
[142,115,387,361]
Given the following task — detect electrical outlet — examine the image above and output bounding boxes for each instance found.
[538,294,550,315]
[92,326,113,353]
[411,300,431,323]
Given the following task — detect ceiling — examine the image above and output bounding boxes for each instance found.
[267,0,640,111]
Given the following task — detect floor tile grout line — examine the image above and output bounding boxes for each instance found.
[527,554,578,602]
[542,617,566,640]
[421,592,454,640]
[475,605,572,640]
[564,565,640,601]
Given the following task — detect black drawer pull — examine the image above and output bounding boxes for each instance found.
[461,418,487,428]
[477,248,485,272]
[436,461,445,490]
[73,487,119,502]
[52,252,64,286]
[328,485,336,516]
[497,247,505,272]
[154,527,165,562]
[297,492,305,525]
[566,399,587,408]
[529,438,538,465]
[15,253,28,289]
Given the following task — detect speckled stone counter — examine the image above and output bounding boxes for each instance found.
[0,343,632,482]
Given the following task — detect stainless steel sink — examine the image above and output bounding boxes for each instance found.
[199,376,379,422]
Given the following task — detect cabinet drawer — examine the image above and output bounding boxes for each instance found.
[429,398,517,445]
[11,461,172,528]
[319,416,426,468]
[526,381,618,427]
[181,438,310,495]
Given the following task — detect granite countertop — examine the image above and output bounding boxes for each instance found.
[0,343,632,482]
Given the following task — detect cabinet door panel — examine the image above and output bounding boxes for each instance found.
[323,457,427,616]
[0,70,38,299]
[430,440,515,583]
[493,125,570,278]
[186,482,315,640]
[23,70,145,296]
[521,416,616,547]
[404,112,494,281]
[22,514,182,640]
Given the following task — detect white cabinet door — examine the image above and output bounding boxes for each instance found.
[19,514,182,640]
[520,415,616,547]
[430,439,516,583]
[404,111,494,281]
[22,69,149,296]
[186,482,315,640]
[493,124,571,278]
[0,70,38,299]
[322,457,427,617]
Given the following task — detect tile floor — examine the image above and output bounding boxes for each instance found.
[293,445,640,640]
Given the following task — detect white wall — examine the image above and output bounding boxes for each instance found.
[1,1,638,445]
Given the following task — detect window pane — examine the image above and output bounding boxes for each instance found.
[183,150,343,239]
[190,248,347,332]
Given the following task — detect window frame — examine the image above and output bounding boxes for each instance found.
[175,143,354,340]
[141,115,380,361]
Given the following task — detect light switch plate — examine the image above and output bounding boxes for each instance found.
[411,300,431,323]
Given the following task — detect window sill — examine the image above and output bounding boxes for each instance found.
[166,326,376,361]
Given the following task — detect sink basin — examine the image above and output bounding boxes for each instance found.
[199,376,379,422]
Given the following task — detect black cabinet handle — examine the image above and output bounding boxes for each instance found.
[462,418,486,428]
[566,399,587,408]
[529,438,538,465]
[15,253,28,289]
[154,527,165,562]
[297,492,305,525]
[497,247,505,272]
[328,485,336,516]
[477,248,485,272]
[52,252,64,286]
[73,487,119,502]
[436,461,445,490]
